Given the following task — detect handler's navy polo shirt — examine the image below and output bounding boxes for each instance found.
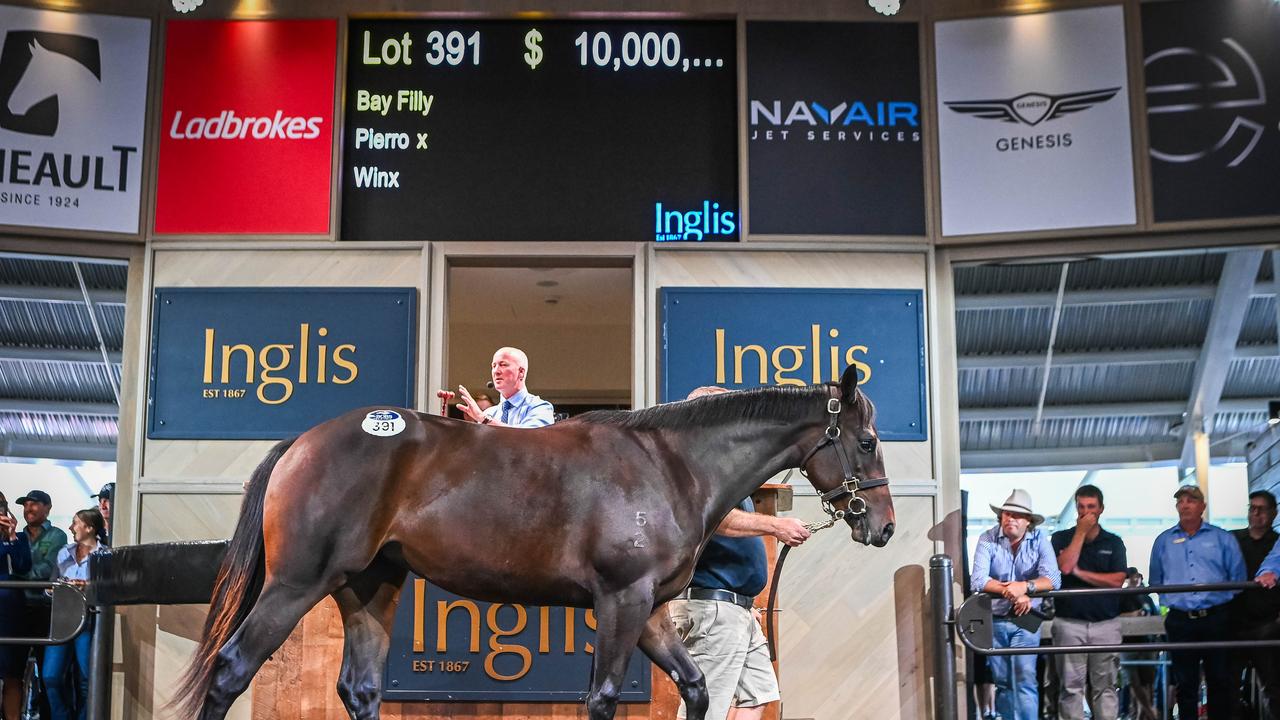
[1050,526,1128,621]
[691,498,768,597]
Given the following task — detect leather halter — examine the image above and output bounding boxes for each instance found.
[797,393,889,519]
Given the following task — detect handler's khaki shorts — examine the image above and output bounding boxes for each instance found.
[668,598,780,720]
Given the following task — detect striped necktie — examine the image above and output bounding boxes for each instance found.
[501,400,513,424]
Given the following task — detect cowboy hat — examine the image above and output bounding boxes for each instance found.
[990,488,1044,526]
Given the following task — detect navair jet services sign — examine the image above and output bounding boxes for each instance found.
[0,6,149,233]
[935,6,1136,236]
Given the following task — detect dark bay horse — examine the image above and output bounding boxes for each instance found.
[173,364,895,720]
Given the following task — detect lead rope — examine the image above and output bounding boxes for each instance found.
[764,516,842,662]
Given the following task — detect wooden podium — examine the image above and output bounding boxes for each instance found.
[254,483,793,720]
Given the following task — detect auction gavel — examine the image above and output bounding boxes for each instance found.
[435,389,455,416]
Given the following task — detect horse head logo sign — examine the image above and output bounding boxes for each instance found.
[1145,38,1267,168]
[0,31,101,137]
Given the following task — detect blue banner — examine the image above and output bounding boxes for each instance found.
[148,287,416,439]
[383,578,651,702]
[660,287,927,440]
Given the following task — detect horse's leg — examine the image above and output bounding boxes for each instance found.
[586,586,657,720]
[199,580,332,720]
[332,556,408,720]
[638,608,710,720]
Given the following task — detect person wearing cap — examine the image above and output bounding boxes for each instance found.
[668,386,812,720]
[91,483,114,543]
[971,489,1062,720]
[15,489,67,691]
[1149,484,1246,720]
[452,347,554,428]
[1050,484,1127,720]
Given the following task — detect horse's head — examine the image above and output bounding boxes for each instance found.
[798,364,896,547]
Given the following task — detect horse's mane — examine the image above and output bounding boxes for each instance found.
[570,383,875,431]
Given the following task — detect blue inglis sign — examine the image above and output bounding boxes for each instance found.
[147,287,416,439]
[660,287,927,441]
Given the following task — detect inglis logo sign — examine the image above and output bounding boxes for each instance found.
[149,287,416,440]
[653,201,736,242]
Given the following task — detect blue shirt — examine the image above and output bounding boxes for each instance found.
[691,498,768,597]
[971,525,1062,615]
[54,543,97,582]
[483,388,554,428]
[1149,522,1245,611]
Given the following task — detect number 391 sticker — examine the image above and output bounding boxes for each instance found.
[362,409,407,437]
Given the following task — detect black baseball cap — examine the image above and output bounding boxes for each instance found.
[90,483,114,500]
[16,490,52,506]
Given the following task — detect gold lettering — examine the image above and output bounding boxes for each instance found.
[715,328,726,384]
[538,606,550,654]
[332,344,358,384]
[257,344,294,404]
[203,329,215,384]
[412,579,425,653]
[584,609,597,654]
[299,323,310,384]
[846,345,872,384]
[220,344,254,384]
[485,604,531,681]
[437,599,481,653]
[734,344,767,384]
[829,329,841,382]
[564,607,575,653]
[771,345,806,386]
[317,327,329,384]
[810,325,822,384]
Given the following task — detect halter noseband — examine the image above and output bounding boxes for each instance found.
[797,393,890,520]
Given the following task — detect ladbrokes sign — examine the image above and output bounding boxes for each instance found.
[155,20,336,234]
[0,6,148,234]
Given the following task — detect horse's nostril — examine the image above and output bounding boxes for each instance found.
[882,523,895,540]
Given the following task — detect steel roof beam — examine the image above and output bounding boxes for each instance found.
[0,398,118,416]
[0,346,123,364]
[1179,250,1266,467]
[957,280,1276,310]
[0,438,117,463]
[0,284,125,305]
[958,344,1278,369]
[960,397,1271,422]
[963,443,1184,470]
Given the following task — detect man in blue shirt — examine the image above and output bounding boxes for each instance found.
[1149,484,1246,720]
[971,489,1062,720]
[455,346,554,428]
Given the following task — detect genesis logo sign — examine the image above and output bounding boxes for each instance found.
[749,99,920,143]
[1145,38,1266,167]
[945,88,1120,126]
[0,32,101,136]
[945,87,1119,152]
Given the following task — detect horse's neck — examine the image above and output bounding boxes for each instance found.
[672,415,816,526]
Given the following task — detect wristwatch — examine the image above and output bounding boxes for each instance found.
[480,416,492,425]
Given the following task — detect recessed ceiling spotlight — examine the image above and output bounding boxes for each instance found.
[173,0,204,12]
[536,280,559,288]
[868,0,901,16]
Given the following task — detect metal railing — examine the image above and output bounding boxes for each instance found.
[0,580,90,645]
[930,554,1280,720]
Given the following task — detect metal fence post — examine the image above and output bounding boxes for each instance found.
[87,605,113,719]
[931,554,958,720]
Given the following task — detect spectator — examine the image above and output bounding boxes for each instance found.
[1233,491,1280,718]
[1051,484,1127,720]
[1149,484,1245,720]
[16,488,67,688]
[454,347,554,428]
[971,489,1062,720]
[668,386,812,720]
[43,507,106,720]
[0,492,32,720]
[90,483,113,544]
[1117,568,1158,720]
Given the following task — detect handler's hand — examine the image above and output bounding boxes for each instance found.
[1011,594,1033,616]
[455,385,485,423]
[1258,571,1278,589]
[771,517,812,547]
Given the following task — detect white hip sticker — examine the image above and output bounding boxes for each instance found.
[362,409,406,437]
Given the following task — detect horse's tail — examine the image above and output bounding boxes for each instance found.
[171,436,297,719]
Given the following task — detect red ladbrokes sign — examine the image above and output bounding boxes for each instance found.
[156,20,336,234]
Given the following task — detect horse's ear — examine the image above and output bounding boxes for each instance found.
[839,364,861,404]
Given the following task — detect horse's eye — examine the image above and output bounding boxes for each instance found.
[858,438,877,453]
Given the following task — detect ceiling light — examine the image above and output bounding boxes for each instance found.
[173,0,204,12]
[868,0,902,16]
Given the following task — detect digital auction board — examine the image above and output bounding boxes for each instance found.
[342,20,738,242]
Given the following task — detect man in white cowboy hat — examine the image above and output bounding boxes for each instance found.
[971,488,1062,720]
